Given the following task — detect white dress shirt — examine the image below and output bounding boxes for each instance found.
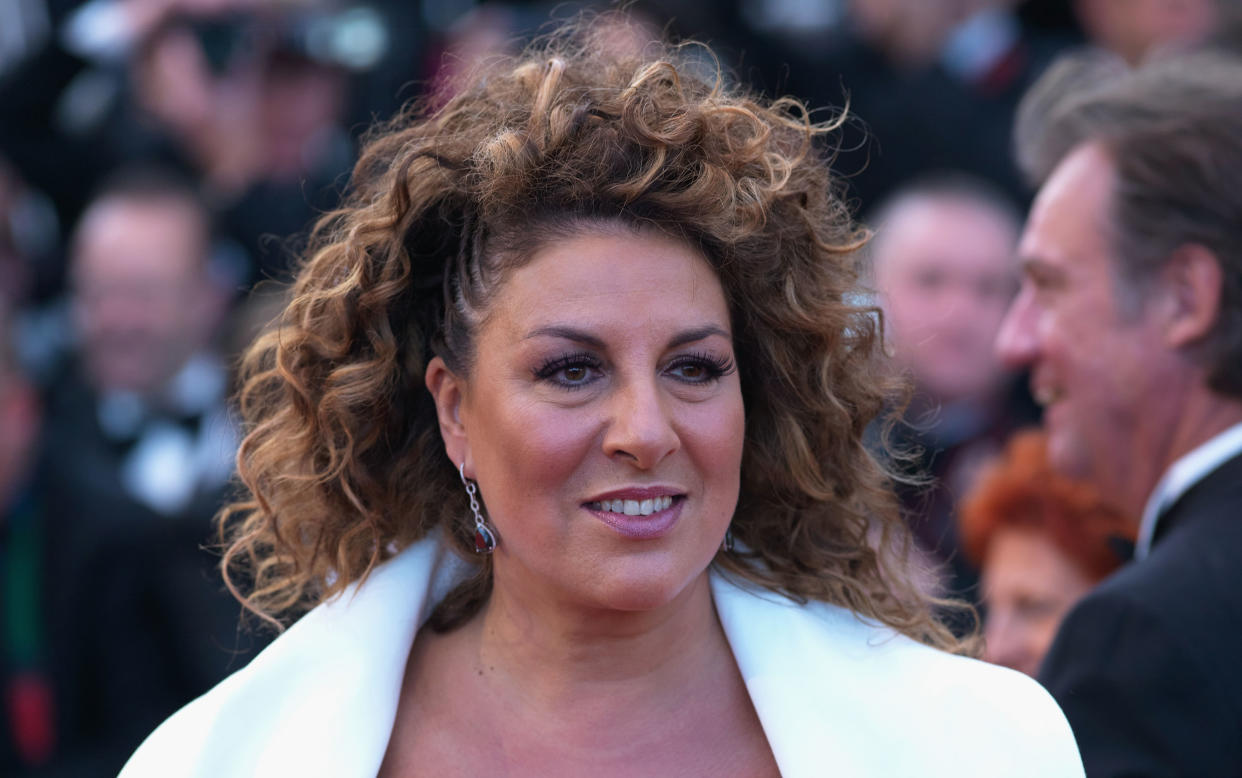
[1135,421,1242,560]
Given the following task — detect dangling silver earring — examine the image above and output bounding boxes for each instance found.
[459,463,497,554]
[722,527,735,553]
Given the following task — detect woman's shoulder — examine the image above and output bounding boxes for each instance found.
[710,570,1084,777]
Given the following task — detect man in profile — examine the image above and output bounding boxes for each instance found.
[998,51,1242,775]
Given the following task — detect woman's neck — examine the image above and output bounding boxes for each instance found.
[382,568,777,776]
[470,571,730,707]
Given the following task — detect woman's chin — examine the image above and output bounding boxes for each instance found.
[579,563,710,614]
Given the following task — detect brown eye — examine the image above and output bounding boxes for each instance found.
[665,353,734,384]
[534,353,603,390]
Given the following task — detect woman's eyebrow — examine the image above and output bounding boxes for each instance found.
[523,324,731,349]
[524,325,606,348]
[666,325,731,348]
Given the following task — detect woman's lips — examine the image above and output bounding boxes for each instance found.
[583,495,684,540]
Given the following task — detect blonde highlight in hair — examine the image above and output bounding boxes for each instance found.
[219,16,964,651]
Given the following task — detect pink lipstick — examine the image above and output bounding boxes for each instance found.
[582,487,685,540]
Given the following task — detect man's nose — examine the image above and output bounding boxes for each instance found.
[601,377,680,470]
[995,287,1039,370]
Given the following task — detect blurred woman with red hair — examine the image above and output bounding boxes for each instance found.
[959,429,1133,677]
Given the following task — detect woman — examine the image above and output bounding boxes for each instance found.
[959,429,1132,678]
[121,19,1081,777]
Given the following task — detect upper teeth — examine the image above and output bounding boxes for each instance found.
[589,496,675,515]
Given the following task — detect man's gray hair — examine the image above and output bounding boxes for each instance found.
[1014,49,1242,398]
[1012,48,1130,188]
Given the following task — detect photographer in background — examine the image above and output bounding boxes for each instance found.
[123,0,377,282]
[1,0,402,286]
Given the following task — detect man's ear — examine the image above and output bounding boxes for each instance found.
[425,356,470,472]
[1160,244,1224,349]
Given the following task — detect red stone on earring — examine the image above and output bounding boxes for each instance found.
[474,524,497,554]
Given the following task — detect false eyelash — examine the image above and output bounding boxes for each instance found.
[666,351,737,381]
[533,351,602,380]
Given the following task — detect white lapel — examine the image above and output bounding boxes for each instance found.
[241,539,469,777]
[124,539,1081,777]
[711,571,1085,778]
[711,571,890,777]
[120,536,468,778]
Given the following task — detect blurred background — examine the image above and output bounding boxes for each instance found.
[1,0,1238,774]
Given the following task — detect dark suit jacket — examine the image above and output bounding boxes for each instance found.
[1039,451,1242,777]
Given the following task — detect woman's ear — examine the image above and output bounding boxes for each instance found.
[425,356,470,471]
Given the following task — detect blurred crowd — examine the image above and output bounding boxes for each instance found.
[1,0,1239,774]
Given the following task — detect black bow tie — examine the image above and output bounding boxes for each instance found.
[1106,535,1136,564]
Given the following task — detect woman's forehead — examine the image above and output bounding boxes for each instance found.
[478,229,732,342]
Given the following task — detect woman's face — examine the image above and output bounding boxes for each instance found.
[430,227,745,613]
[981,527,1095,677]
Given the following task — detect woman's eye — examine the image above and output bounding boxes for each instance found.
[560,364,592,383]
[665,353,735,384]
[670,362,706,381]
[534,353,603,389]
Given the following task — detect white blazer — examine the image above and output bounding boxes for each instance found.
[119,537,1083,777]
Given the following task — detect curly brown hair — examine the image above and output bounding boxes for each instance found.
[220,17,963,651]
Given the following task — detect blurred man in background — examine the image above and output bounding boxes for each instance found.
[871,177,1020,413]
[869,175,1033,601]
[35,169,259,775]
[53,168,234,523]
[1001,50,1242,776]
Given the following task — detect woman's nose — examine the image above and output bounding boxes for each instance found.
[601,377,680,469]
